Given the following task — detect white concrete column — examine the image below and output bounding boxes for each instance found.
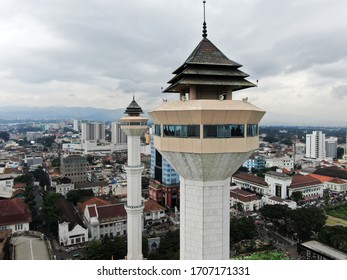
[124,135,144,260]
[180,177,230,260]
[127,136,141,166]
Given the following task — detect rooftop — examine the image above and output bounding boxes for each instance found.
[233,172,268,186]
[0,198,31,226]
[290,174,322,189]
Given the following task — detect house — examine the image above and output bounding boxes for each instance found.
[55,177,74,196]
[143,199,166,226]
[83,203,127,240]
[54,198,88,246]
[0,198,31,233]
[230,188,261,211]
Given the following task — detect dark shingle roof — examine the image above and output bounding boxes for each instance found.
[164,38,256,93]
[54,198,86,231]
[124,98,143,116]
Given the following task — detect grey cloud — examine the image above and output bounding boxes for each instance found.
[332,85,347,100]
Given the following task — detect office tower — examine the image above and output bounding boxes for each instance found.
[81,122,105,142]
[325,137,337,159]
[149,10,265,259]
[120,98,148,260]
[150,128,180,208]
[111,122,127,144]
[305,131,326,159]
[60,154,88,183]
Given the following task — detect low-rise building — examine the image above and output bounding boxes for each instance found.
[143,199,167,226]
[83,203,127,240]
[230,188,261,211]
[0,198,31,233]
[288,175,324,200]
[55,177,74,196]
[55,198,88,246]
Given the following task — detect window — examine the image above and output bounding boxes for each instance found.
[203,125,245,138]
[154,124,161,136]
[247,124,258,137]
[163,125,200,138]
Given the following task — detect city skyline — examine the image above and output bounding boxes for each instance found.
[1,0,347,126]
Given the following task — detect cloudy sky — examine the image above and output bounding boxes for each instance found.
[0,0,346,126]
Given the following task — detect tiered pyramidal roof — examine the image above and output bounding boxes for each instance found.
[164,23,255,93]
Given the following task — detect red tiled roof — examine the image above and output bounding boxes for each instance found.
[88,206,97,218]
[78,197,110,213]
[233,172,268,186]
[230,188,259,202]
[144,199,165,213]
[309,173,334,183]
[0,198,31,226]
[97,204,126,221]
[290,175,322,189]
[329,177,347,184]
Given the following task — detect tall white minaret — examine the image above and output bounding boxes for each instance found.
[120,97,148,260]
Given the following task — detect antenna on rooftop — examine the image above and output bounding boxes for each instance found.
[202,1,207,38]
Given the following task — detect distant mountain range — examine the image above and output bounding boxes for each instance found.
[0,106,151,123]
[0,106,345,127]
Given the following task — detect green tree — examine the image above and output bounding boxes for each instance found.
[14,173,34,186]
[318,226,347,253]
[230,217,257,244]
[288,206,326,241]
[259,204,290,222]
[66,189,94,205]
[148,230,179,260]
[290,191,304,203]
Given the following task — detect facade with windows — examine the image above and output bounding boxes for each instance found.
[55,198,89,246]
[242,155,266,171]
[83,203,127,240]
[150,126,180,208]
[60,154,88,183]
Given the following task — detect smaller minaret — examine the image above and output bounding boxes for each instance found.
[120,97,148,260]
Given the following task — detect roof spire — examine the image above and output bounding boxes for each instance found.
[202,1,207,38]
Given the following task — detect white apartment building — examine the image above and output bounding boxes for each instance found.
[111,122,127,144]
[325,137,337,159]
[306,131,326,159]
[81,122,105,142]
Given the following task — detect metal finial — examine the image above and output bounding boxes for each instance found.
[202,1,207,38]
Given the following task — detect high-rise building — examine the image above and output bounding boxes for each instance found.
[305,131,326,159]
[149,128,180,208]
[325,137,337,159]
[111,122,127,144]
[60,154,88,184]
[73,119,79,132]
[81,122,105,142]
[149,7,265,259]
[120,98,148,260]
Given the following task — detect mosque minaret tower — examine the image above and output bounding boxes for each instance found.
[149,1,265,259]
[120,97,148,260]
